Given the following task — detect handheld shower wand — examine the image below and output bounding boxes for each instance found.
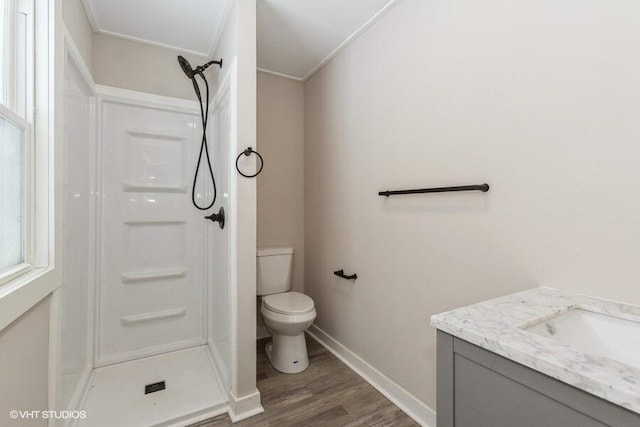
[177,55,223,212]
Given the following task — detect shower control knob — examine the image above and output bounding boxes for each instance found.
[205,207,225,229]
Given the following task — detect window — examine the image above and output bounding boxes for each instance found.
[0,0,33,283]
[0,112,27,271]
[0,0,8,104]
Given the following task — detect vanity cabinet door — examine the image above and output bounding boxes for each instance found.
[454,354,605,427]
[437,331,640,427]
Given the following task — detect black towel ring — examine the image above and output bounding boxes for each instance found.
[235,147,264,178]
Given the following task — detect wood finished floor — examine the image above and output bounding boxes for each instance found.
[191,335,419,426]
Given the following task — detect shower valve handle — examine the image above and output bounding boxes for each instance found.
[205,207,225,229]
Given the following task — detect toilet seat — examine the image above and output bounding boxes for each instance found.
[263,292,314,315]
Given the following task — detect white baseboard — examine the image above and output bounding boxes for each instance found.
[228,389,264,422]
[307,325,436,427]
[207,345,263,423]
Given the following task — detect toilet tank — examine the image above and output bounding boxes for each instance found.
[257,247,294,296]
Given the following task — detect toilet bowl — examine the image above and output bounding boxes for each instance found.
[261,291,316,373]
[257,247,316,373]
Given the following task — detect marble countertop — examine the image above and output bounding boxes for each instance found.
[431,287,640,413]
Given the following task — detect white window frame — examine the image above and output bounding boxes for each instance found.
[0,103,33,285]
[1,0,33,116]
[0,0,58,332]
[0,0,35,285]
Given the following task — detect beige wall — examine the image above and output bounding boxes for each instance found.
[92,34,212,99]
[0,297,50,426]
[63,0,93,71]
[304,0,640,409]
[257,71,305,292]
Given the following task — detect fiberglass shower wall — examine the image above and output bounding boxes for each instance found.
[58,39,95,414]
[95,88,208,366]
[207,60,237,390]
[92,62,240,396]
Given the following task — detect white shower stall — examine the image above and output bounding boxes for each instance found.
[56,2,260,425]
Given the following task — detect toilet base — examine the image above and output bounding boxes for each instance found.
[265,333,309,374]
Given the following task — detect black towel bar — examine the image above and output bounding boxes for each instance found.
[378,183,489,197]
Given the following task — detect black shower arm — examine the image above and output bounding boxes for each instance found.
[194,59,223,75]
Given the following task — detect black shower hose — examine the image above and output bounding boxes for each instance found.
[191,72,217,211]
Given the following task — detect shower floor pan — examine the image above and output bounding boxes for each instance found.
[78,346,227,427]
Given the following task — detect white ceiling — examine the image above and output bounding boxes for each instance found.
[257,0,396,81]
[82,0,231,56]
[82,0,397,80]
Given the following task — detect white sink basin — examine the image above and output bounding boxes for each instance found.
[524,308,640,369]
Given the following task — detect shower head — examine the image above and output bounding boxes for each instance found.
[178,55,202,99]
[177,55,223,80]
[178,55,195,79]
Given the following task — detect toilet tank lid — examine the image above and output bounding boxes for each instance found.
[257,247,294,257]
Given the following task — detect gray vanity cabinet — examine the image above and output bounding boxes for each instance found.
[437,331,640,427]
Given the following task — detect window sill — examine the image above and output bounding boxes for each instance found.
[0,263,34,287]
[0,266,60,332]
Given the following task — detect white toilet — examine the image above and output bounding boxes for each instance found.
[257,247,316,373]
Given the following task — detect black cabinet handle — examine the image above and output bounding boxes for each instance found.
[334,269,358,280]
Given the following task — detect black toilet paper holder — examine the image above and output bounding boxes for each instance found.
[334,269,357,280]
